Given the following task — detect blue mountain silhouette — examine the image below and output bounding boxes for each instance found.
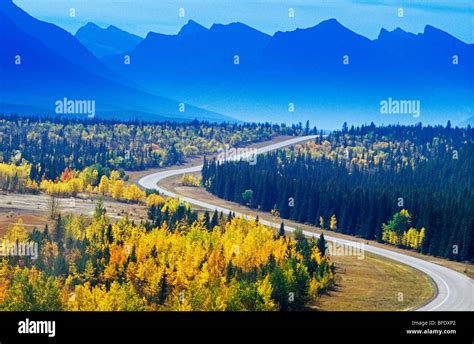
[76,23,143,58]
[1,0,472,128]
[0,0,230,122]
[102,18,473,128]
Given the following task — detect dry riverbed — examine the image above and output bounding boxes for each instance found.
[0,192,147,236]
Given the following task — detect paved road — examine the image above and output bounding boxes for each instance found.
[139,136,474,311]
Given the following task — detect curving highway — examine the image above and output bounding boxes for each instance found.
[139,136,474,311]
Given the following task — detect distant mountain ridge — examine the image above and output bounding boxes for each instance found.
[0,0,229,122]
[178,20,208,36]
[101,18,473,128]
[75,22,143,58]
[0,0,108,78]
[1,0,472,128]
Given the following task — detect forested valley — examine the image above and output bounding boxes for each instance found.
[0,115,335,311]
[202,123,474,261]
[0,197,334,311]
[0,115,308,182]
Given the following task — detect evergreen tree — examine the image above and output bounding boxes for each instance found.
[210,209,219,229]
[53,215,65,251]
[43,224,49,240]
[93,198,106,220]
[278,222,285,238]
[203,211,211,230]
[106,224,113,244]
[317,233,327,256]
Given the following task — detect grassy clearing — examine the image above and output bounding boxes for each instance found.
[314,252,434,311]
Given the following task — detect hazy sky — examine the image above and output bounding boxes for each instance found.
[14,0,474,42]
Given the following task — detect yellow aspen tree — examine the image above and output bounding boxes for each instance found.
[109,170,120,183]
[406,228,418,249]
[256,275,277,311]
[418,228,426,249]
[146,193,165,207]
[5,219,29,242]
[98,175,110,195]
[402,231,409,247]
[319,216,324,229]
[111,180,125,199]
[329,215,337,231]
[125,184,146,202]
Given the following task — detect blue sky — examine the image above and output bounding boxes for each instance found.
[15,0,474,42]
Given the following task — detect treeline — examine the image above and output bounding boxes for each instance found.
[202,123,474,261]
[0,198,334,311]
[0,162,149,204]
[0,114,312,181]
[0,162,36,193]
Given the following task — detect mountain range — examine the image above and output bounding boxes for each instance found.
[0,0,227,122]
[1,0,473,128]
[75,23,143,58]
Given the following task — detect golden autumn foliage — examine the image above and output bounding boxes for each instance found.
[382,226,425,249]
[0,263,64,311]
[37,165,148,204]
[40,178,83,197]
[40,167,91,197]
[146,193,165,207]
[382,210,425,250]
[124,184,146,202]
[319,216,324,229]
[181,174,201,187]
[69,281,145,311]
[82,214,333,311]
[35,165,150,204]
[0,200,335,311]
[329,215,337,231]
[4,219,29,243]
[0,162,37,192]
[97,175,110,195]
[111,180,125,199]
